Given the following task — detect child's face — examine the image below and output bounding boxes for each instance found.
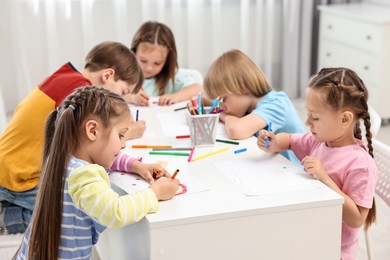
[220,94,251,117]
[103,80,137,97]
[135,42,168,79]
[305,88,345,143]
[91,113,131,169]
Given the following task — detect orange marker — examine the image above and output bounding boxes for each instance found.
[171,169,180,179]
[152,169,161,179]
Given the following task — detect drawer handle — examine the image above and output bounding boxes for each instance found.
[363,65,370,71]
[326,52,331,57]
[366,35,371,40]
[327,24,332,30]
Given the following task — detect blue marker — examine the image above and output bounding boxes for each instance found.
[209,98,219,114]
[265,122,272,148]
[197,93,201,114]
[234,148,247,154]
[136,109,139,121]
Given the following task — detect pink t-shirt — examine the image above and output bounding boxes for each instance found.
[290,132,377,260]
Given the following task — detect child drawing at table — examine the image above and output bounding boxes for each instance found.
[124,21,203,106]
[257,67,377,260]
[15,86,179,259]
[203,49,305,164]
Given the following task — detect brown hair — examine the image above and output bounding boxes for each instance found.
[85,41,144,94]
[204,49,272,99]
[309,67,376,230]
[27,86,129,259]
[131,21,178,95]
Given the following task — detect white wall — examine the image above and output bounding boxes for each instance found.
[0,0,287,113]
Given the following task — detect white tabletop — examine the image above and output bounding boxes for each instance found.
[121,102,343,228]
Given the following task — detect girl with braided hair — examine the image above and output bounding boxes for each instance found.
[257,68,377,260]
[15,86,179,259]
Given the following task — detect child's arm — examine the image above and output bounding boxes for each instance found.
[221,113,265,140]
[110,152,169,183]
[68,165,159,228]
[158,83,203,106]
[257,132,291,153]
[301,156,371,228]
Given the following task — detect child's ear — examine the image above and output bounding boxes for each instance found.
[85,120,98,141]
[101,68,115,83]
[341,111,354,127]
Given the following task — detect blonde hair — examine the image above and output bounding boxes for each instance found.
[204,49,272,99]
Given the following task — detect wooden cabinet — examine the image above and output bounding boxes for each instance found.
[318,3,390,119]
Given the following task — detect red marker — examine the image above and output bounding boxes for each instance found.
[176,135,190,139]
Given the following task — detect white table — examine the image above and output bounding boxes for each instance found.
[96,103,344,260]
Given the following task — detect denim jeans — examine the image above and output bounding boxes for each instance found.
[0,185,38,234]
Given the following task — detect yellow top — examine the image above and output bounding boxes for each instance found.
[0,89,54,191]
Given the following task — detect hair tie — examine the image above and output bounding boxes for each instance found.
[68,104,76,111]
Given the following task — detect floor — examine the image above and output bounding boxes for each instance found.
[292,98,390,260]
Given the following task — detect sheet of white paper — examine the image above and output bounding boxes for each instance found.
[109,161,209,196]
[156,110,190,136]
[214,157,320,196]
[128,105,158,138]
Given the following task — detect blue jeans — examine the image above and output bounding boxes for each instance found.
[0,185,38,234]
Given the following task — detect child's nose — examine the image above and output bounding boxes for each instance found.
[146,65,153,72]
[305,118,311,127]
[121,140,126,149]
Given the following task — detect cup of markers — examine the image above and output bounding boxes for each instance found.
[187,107,219,147]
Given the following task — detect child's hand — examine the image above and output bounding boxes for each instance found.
[131,161,170,183]
[125,120,146,140]
[257,129,276,152]
[301,156,328,182]
[150,177,180,201]
[158,94,177,106]
[124,89,150,106]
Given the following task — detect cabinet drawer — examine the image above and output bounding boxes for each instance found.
[318,40,380,85]
[320,13,383,54]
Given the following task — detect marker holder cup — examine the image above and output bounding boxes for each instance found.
[188,107,219,147]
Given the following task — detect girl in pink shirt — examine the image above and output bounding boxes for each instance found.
[257,67,377,260]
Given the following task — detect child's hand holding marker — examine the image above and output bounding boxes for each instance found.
[132,161,170,183]
[150,169,180,201]
[150,177,180,201]
[257,122,276,151]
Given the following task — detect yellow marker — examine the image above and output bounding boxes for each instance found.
[192,147,229,161]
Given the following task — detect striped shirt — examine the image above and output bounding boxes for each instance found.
[16,153,158,259]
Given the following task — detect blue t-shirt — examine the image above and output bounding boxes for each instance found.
[251,90,306,166]
[143,69,195,96]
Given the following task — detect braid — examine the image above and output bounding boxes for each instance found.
[361,102,374,158]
